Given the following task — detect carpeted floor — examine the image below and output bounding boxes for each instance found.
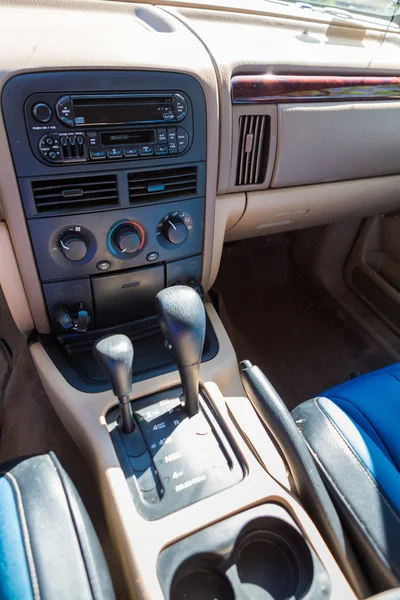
[214,235,393,411]
[0,288,127,599]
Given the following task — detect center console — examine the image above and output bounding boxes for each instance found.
[2,71,205,333]
[2,70,213,388]
[2,68,359,600]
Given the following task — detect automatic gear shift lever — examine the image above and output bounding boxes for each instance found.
[155,286,206,416]
[93,334,134,433]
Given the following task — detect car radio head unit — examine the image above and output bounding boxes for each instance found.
[55,93,188,127]
[25,90,192,165]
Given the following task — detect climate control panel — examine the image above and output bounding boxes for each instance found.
[29,198,204,283]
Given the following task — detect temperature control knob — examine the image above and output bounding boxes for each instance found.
[59,232,88,262]
[163,218,188,245]
[114,224,143,254]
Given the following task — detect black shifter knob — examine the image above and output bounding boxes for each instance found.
[93,334,134,433]
[155,286,206,416]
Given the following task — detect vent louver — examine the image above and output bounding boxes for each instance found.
[128,167,197,205]
[236,115,270,186]
[32,174,118,214]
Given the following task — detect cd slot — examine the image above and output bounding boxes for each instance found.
[100,130,155,146]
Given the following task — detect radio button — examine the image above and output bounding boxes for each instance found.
[177,128,189,152]
[106,147,122,159]
[155,144,169,155]
[55,96,74,127]
[163,113,175,122]
[123,146,139,158]
[174,94,187,120]
[157,129,167,144]
[87,132,99,148]
[90,149,106,160]
[167,129,177,154]
[139,145,154,156]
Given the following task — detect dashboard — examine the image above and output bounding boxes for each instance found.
[1,0,400,342]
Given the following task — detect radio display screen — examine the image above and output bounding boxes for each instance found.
[73,96,174,125]
[100,130,155,146]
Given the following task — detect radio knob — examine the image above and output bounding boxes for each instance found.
[163,218,188,245]
[32,103,52,124]
[114,225,143,254]
[59,232,88,262]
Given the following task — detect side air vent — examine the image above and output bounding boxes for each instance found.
[32,174,119,214]
[236,115,270,186]
[128,167,197,205]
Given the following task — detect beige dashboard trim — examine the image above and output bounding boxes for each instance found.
[209,192,246,289]
[0,221,34,334]
[225,174,400,241]
[30,301,357,600]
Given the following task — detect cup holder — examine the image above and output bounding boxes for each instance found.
[158,505,331,600]
[234,518,314,600]
[171,558,235,600]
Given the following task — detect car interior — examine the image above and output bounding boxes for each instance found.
[2,0,400,598]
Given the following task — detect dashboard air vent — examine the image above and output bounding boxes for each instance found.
[32,174,119,213]
[128,167,197,205]
[236,115,270,186]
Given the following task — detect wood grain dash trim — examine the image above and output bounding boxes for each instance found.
[232,75,400,104]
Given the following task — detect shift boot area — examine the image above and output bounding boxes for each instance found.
[107,386,244,520]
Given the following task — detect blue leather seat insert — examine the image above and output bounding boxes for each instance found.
[323,363,400,471]
[293,362,400,589]
[0,475,34,600]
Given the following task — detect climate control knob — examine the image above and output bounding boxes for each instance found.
[113,224,143,254]
[163,218,188,245]
[59,232,88,262]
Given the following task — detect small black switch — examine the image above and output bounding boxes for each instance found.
[90,149,106,160]
[157,128,167,143]
[123,146,138,157]
[139,145,154,156]
[106,147,122,158]
[87,132,99,148]
[155,144,169,155]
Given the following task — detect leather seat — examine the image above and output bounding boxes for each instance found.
[292,363,400,592]
[0,452,115,600]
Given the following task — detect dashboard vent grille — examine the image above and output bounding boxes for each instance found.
[32,174,119,213]
[128,167,197,205]
[236,115,270,186]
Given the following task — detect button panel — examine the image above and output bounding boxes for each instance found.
[38,126,189,164]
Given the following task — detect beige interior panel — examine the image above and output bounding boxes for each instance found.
[272,102,400,188]
[0,221,34,334]
[225,174,400,241]
[30,301,358,600]
[164,6,400,197]
[0,0,220,331]
[209,192,246,289]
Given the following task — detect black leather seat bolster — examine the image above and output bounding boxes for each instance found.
[293,398,400,591]
[0,452,115,600]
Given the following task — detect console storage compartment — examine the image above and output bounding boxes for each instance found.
[158,504,331,600]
